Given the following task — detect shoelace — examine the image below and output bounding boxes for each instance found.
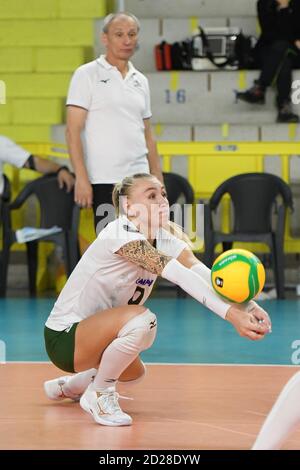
[58,379,67,398]
[97,390,133,415]
[58,379,81,400]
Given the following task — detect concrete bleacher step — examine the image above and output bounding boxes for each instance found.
[34,47,93,73]
[1,0,58,19]
[52,123,300,145]
[194,124,259,141]
[0,20,93,46]
[11,99,63,125]
[124,0,257,18]
[0,125,50,142]
[261,123,300,142]
[146,70,277,125]
[58,0,105,18]
[12,99,63,125]
[1,73,71,98]
[51,123,193,145]
[0,48,33,72]
[228,17,259,36]
[0,0,106,19]
[147,71,206,124]
[0,103,12,125]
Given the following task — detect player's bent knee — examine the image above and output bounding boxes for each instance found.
[118,309,157,352]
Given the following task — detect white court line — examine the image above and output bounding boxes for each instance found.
[164,418,256,439]
[147,363,299,368]
[245,410,267,417]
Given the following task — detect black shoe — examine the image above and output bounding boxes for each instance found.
[276,102,299,123]
[234,84,265,104]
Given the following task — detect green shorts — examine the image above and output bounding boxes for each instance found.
[44,323,79,373]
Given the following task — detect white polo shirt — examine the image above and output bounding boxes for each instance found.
[66,55,152,184]
[45,215,187,331]
[0,136,30,194]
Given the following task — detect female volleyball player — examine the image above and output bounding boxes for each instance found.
[44,173,271,427]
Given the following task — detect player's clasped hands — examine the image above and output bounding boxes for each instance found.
[225,300,272,341]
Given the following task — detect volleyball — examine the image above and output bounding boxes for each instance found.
[211,249,265,303]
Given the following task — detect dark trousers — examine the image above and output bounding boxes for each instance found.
[92,184,115,234]
[257,40,300,107]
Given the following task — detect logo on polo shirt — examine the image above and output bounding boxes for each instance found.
[133,79,142,88]
[98,78,110,84]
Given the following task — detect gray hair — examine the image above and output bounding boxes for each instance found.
[102,12,140,33]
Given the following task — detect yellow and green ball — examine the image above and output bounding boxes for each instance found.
[211,249,265,303]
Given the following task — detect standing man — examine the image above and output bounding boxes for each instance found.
[66,12,163,233]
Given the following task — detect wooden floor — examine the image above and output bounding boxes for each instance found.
[0,363,299,450]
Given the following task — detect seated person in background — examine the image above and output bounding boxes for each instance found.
[236,0,300,123]
[0,135,75,196]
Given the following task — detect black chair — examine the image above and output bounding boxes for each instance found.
[204,172,293,299]
[0,173,80,297]
[161,172,195,296]
[163,171,194,205]
[0,174,11,271]
[0,174,11,221]
[163,171,194,227]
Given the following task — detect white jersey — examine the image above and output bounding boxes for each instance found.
[45,216,187,331]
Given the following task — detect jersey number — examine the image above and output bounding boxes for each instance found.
[128,286,145,305]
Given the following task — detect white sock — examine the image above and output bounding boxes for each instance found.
[92,310,157,391]
[252,371,300,449]
[63,368,97,395]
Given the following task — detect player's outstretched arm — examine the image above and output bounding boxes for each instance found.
[117,240,270,340]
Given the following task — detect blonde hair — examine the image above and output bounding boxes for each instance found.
[112,173,192,246]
